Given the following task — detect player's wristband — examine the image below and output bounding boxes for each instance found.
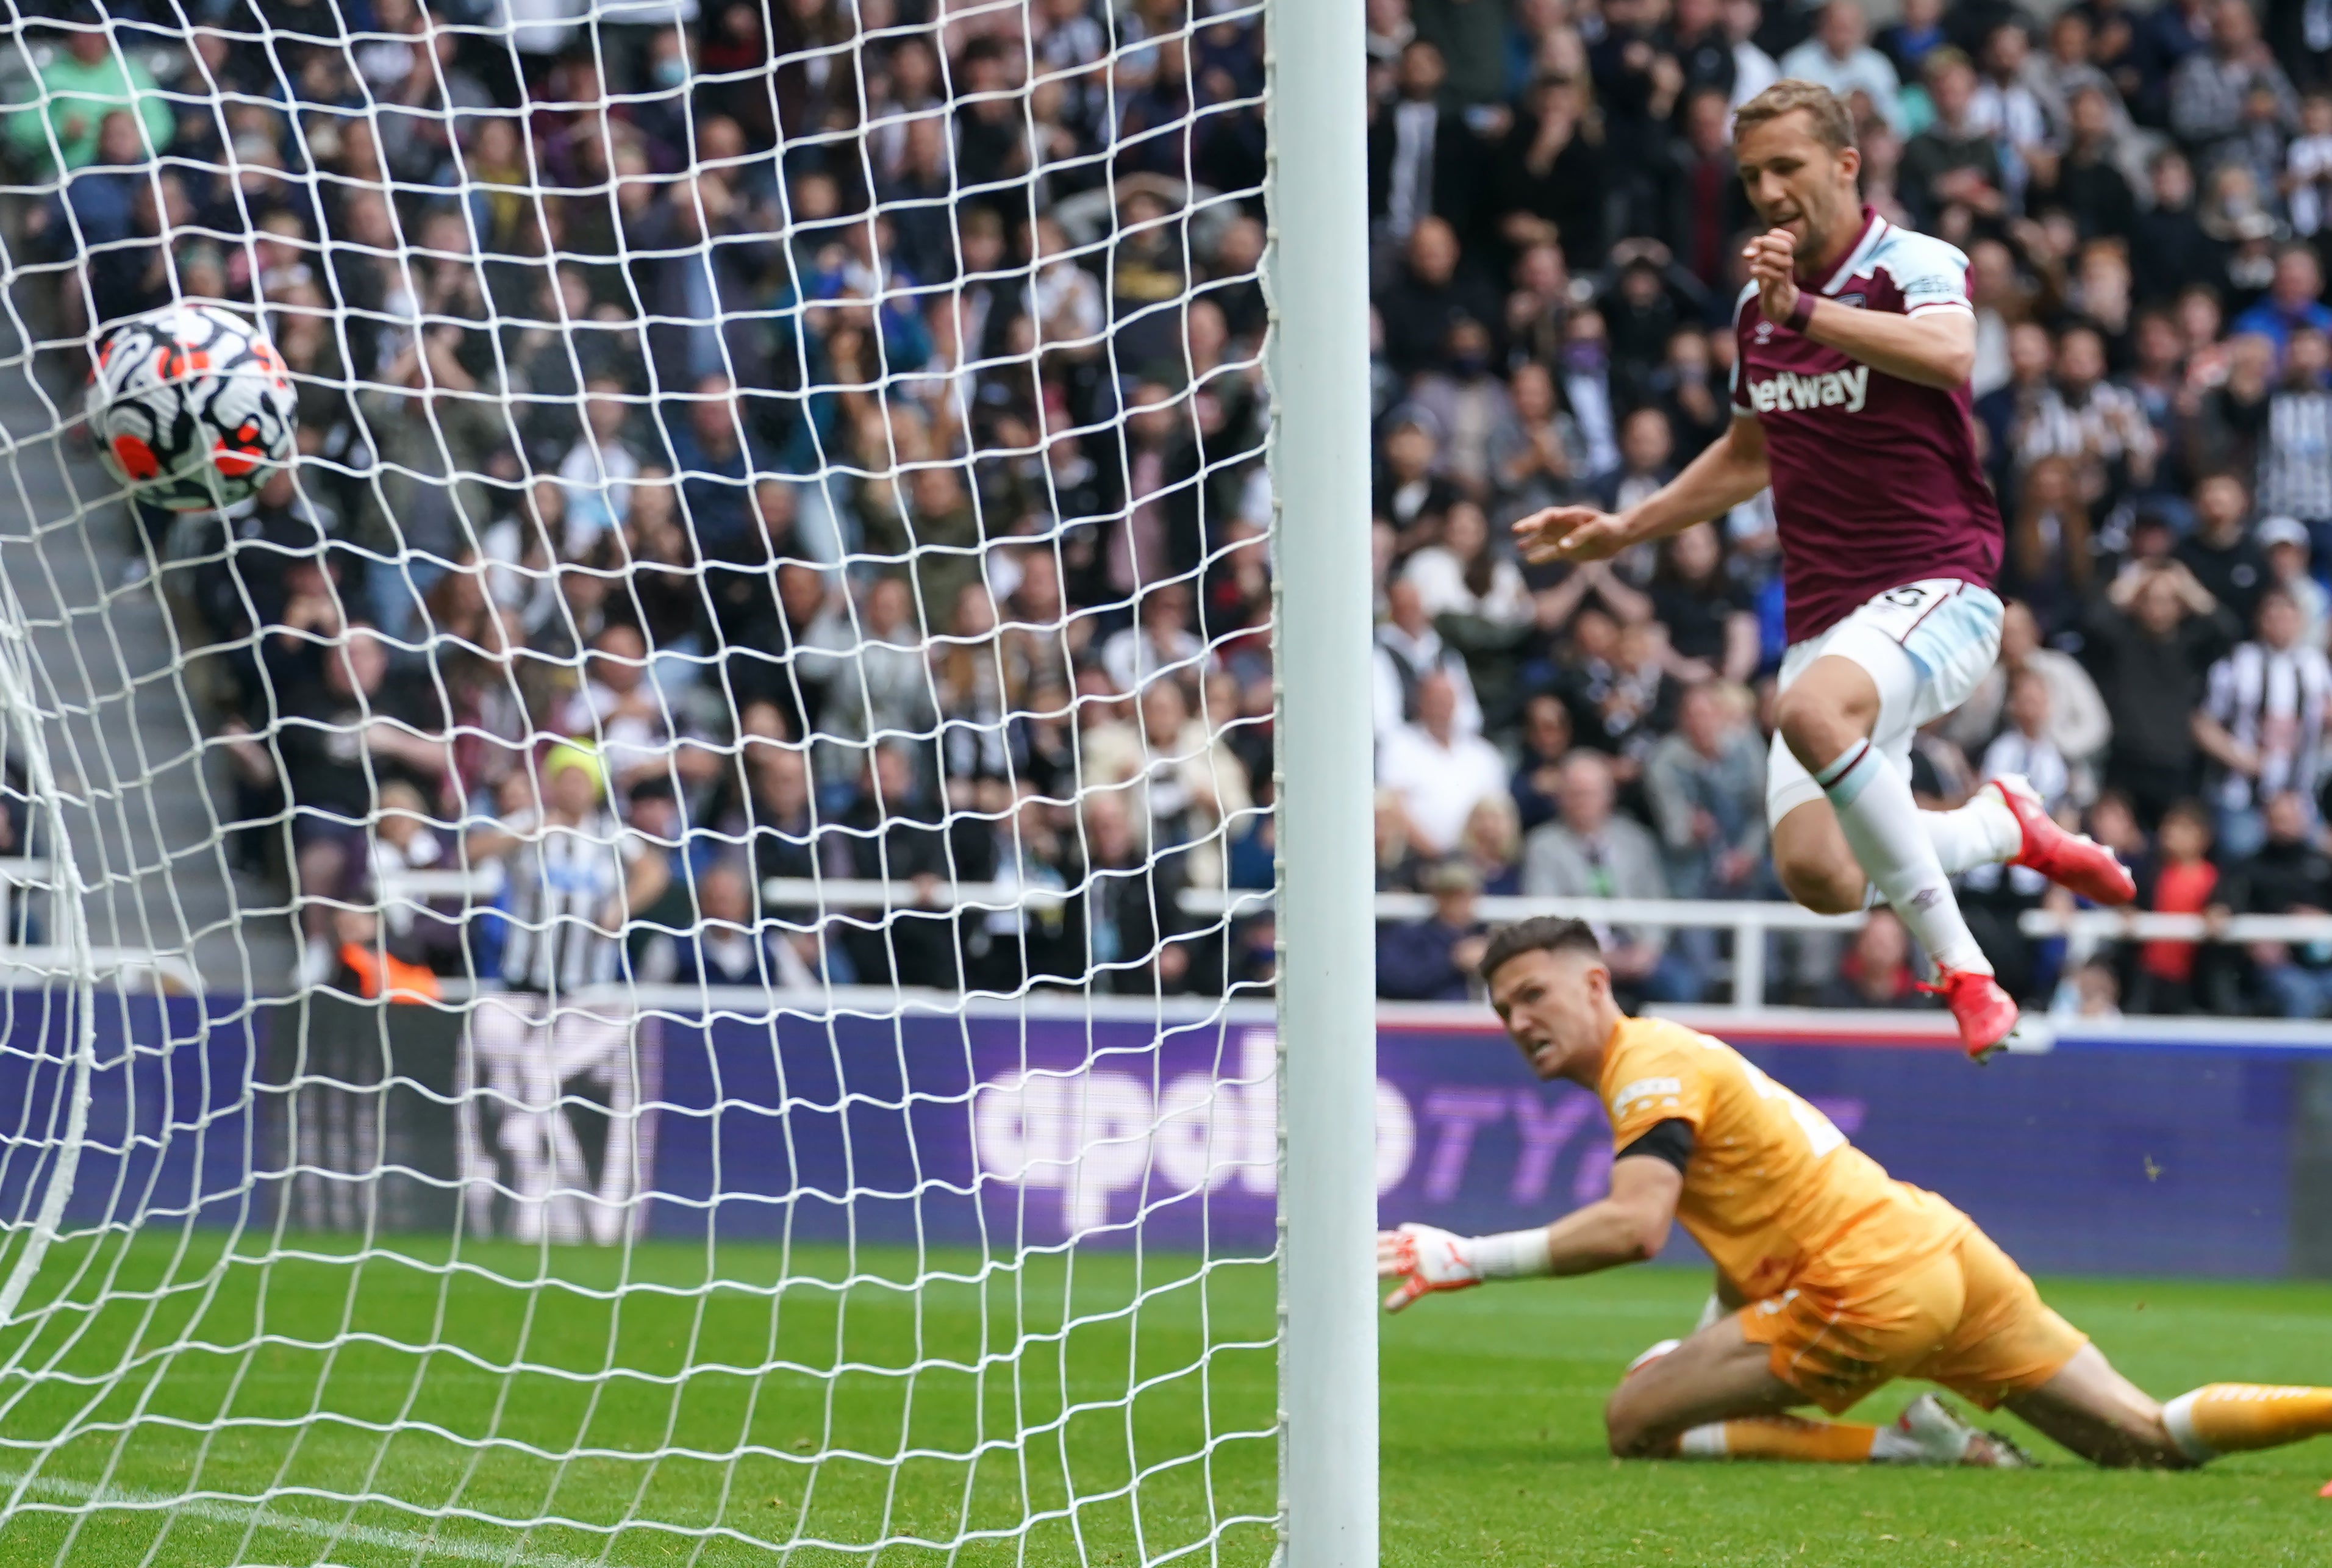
[1786,292,1817,334]
[1468,1228,1556,1279]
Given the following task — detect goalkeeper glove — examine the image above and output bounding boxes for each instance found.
[1376,1223,1479,1312]
[1376,1222,1552,1312]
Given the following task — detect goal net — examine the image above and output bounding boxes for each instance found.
[0,0,1317,1561]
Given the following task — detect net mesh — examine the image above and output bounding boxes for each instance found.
[0,1,1283,1561]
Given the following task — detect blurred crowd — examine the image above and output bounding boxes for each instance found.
[9,0,2332,1015]
[1357,0,2332,1020]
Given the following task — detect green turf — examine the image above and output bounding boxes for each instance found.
[1381,1267,2332,1568]
[0,1235,2325,1566]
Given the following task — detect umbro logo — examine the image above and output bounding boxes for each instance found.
[1753,320,1776,343]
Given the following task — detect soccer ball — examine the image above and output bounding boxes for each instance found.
[87,303,297,512]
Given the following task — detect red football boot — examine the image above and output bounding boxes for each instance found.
[1989,774,2137,907]
[1923,965,2019,1064]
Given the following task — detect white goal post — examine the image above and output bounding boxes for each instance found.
[0,0,1378,1563]
[1266,0,1378,1561]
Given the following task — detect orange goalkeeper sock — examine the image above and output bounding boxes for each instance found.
[1676,1415,1881,1463]
[2163,1386,2332,1459]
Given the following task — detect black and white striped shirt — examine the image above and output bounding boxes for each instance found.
[2204,639,2332,812]
[2014,382,2156,473]
[2259,387,2332,524]
[496,807,646,994]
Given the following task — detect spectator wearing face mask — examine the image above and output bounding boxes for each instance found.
[1410,318,1515,498]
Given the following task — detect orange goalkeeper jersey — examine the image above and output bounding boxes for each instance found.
[1598,1016,1972,1301]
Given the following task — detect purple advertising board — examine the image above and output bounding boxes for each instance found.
[0,996,2321,1281]
[0,996,257,1231]
[639,1003,2324,1279]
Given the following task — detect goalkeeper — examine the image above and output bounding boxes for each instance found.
[1378,915,2332,1469]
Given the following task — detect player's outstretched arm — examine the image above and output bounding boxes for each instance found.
[1512,417,1769,566]
[1377,1156,1684,1311]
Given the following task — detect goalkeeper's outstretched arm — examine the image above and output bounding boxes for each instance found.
[1375,1156,1684,1312]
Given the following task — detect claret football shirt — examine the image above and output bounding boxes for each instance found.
[1730,207,2004,645]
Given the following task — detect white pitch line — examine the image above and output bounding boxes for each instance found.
[0,1469,615,1567]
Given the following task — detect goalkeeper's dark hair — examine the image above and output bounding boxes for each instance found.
[1477,917,1604,987]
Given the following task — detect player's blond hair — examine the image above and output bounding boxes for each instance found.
[1732,79,1858,154]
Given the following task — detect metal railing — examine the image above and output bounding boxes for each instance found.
[359,869,2332,1014]
[0,858,200,990]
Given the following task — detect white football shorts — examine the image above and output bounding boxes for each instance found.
[1765,578,2005,829]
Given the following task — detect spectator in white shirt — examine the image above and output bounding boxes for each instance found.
[1100,581,1213,697]
[2286,91,2332,237]
[1376,670,1510,857]
[1401,501,1534,625]
[1373,576,1484,736]
[1970,20,2055,153]
[1725,0,1780,113]
[2258,517,2331,650]
[1943,598,2114,773]
[1081,678,1255,889]
[556,373,642,546]
[1779,1,1908,134]
[1026,215,1105,353]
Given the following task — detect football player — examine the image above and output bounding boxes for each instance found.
[1378,917,2332,1469]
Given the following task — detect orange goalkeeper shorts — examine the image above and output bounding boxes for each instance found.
[1737,1226,2087,1415]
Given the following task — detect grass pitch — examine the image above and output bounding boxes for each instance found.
[0,1236,2324,1566]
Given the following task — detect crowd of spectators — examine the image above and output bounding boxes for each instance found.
[12,0,1275,999]
[10,0,2332,1015]
[1353,0,2332,1019]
